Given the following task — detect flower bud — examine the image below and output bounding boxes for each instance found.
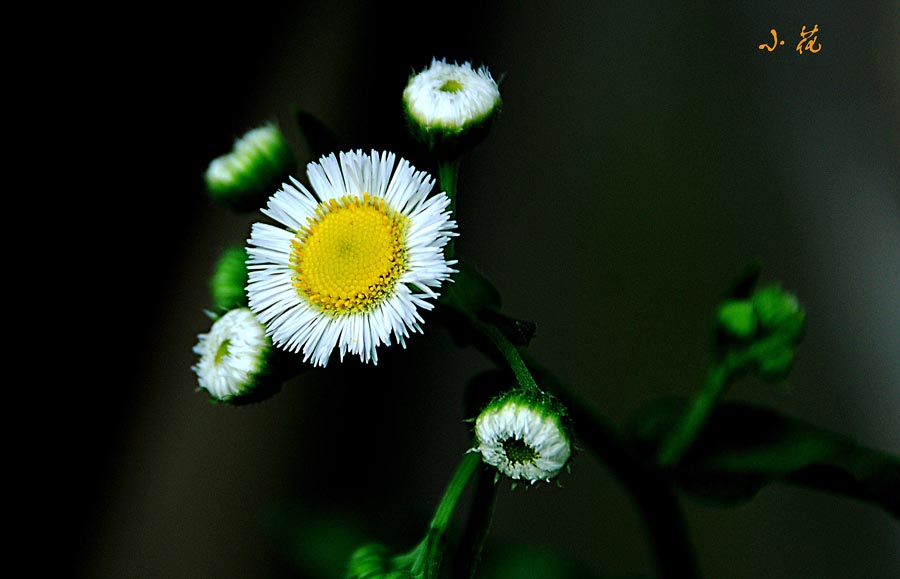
[716,300,758,340]
[403,58,501,157]
[473,389,572,484]
[205,123,295,211]
[752,284,805,343]
[210,246,249,312]
[192,308,280,404]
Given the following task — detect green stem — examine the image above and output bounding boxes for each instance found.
[656,360,732,467]
[656,332,791,467]
[524,356,700,579]
[453,466,499,579]
[438,158,461,260]
[410,452,481,579]
[475,320,541,394]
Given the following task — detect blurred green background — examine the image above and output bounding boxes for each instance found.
[73,1,898,577]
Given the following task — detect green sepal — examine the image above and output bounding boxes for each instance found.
[403,96,501,160]
[754,346,795,381]
[716,300,757,341]
[752,283,805,340]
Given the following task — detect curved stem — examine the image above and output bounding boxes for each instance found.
[632,481,700,579]
[438,158,461,260]
[453,466,498,579]
[656,333,790,467]
[474,320,540,394]
[451,313,701,578]
[410,452,481,579]
[656,361,731,466]
[524,356,700,579]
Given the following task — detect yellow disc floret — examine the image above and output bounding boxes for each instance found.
[290,194,409,315]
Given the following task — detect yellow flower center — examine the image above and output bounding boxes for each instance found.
[502,437,538,465]
[290,194,409,315]
[439,79,464,93]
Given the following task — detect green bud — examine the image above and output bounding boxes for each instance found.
[716,300,758,340]
[473,389,572,484]
[756,346,796,381]
[750,284,806,347]
[205,123,295,212]
[211,246,249,312]
[403,58,501,158]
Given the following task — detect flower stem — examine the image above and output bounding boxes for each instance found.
[410,452,481,579]
[453,465,498,579]
[656,360,732,467]
[475,320,541,394]
[655,331,790,467]
[438,158,461,260]
[523,356,700,579]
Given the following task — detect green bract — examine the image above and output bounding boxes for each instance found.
[205,123,295,211]
[211,246,249,312]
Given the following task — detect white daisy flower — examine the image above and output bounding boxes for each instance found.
[205,123,295,211]
[474,391,572,484]
[246,150,457,367]
[192,308,277,404]
[403,58,501,154]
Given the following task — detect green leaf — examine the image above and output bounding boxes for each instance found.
[628,399,900,517]
[438,261,502,318]
[263,501,370,579]
[478,541,642,579]
[481,310,537,346]
[294,107,345,160]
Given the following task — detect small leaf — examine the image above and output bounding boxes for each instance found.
[294,108,345,160]
[481,310,537,346]
[438,261,502,318]
[263,501,370,579]
[628,399,900,517]
[478,541,632,579]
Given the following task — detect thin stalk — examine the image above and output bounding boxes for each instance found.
[474,320,540,394]
[453,466,499,579]
[523,354,701,579]
[438,158,461,260]
[656,333,790,467]
[410,452,481,579]
[656,360,731,466]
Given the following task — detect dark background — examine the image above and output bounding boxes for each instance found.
[67,1,897,577]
